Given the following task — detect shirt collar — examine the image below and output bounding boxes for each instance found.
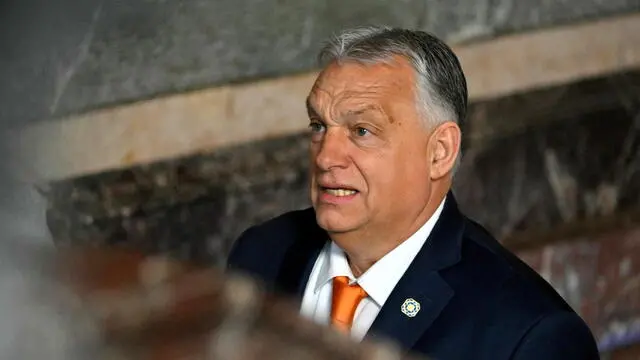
[313,198,446,306]
[314,241,355,292]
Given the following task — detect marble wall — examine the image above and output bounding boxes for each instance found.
[456,71,640,248]
[45,133,311,265]
[2,0,639,128]
[43,70,640,265]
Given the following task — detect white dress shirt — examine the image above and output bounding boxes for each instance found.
[299,199,446,341]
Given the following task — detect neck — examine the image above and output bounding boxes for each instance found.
[332,184,450,276]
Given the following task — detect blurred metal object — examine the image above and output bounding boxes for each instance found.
[8,245,426,359]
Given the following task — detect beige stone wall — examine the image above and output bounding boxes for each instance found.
[7,12,640,182]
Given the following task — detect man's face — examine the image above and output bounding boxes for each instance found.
[307,58,435,236]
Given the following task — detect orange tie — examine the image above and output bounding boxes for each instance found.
[330,276,368,333]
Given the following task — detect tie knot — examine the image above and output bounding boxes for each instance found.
[331,276,367,333]
[334,275,350,285]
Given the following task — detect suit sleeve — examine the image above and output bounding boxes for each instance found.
[512,311,600,360]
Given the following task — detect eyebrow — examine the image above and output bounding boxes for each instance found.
[305,98,315,115]
[344,105,384,117]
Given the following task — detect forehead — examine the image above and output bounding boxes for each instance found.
[308,57,416,108]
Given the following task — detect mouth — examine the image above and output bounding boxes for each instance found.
[320,186,359,197]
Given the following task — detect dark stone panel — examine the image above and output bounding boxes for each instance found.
[455,71,640,245]
[45,133,311,265]
[455,105,640,242]
[42,70,640,266]
[465,72,640,147]
[1,0,639,128]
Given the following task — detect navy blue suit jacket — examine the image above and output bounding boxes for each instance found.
[226,193,600,359]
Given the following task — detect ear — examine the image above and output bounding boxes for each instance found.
[429,121,461,179]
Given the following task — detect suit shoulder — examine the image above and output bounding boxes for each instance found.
[445,219,594,357]
[511,310,599,359]
[226,207,318,275]
[241,207,318,246]
[260,207,318,233]
[462,219,584,329]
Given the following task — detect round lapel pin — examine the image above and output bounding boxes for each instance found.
[401,298,420,317]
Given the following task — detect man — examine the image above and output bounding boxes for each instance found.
[227,27,600,359]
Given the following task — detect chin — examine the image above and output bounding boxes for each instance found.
[314,206,362,234]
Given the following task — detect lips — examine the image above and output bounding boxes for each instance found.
[323,188,357,197]
[318,183,359,197]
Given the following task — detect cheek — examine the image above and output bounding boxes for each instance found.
[357,154,400,194]
[399,140,430,176]
[308,143,321,168]
[366,151,430,194]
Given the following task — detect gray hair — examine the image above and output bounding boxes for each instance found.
[317,26,468,170]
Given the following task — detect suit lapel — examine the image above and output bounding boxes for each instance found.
[364,193,465,352]
[366,271,453,350]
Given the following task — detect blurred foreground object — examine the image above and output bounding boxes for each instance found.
[5,243,426,360]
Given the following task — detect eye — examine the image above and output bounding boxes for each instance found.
[354,127,370,137]
[309,122,326,133]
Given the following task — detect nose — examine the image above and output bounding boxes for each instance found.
[313,129,349,171]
